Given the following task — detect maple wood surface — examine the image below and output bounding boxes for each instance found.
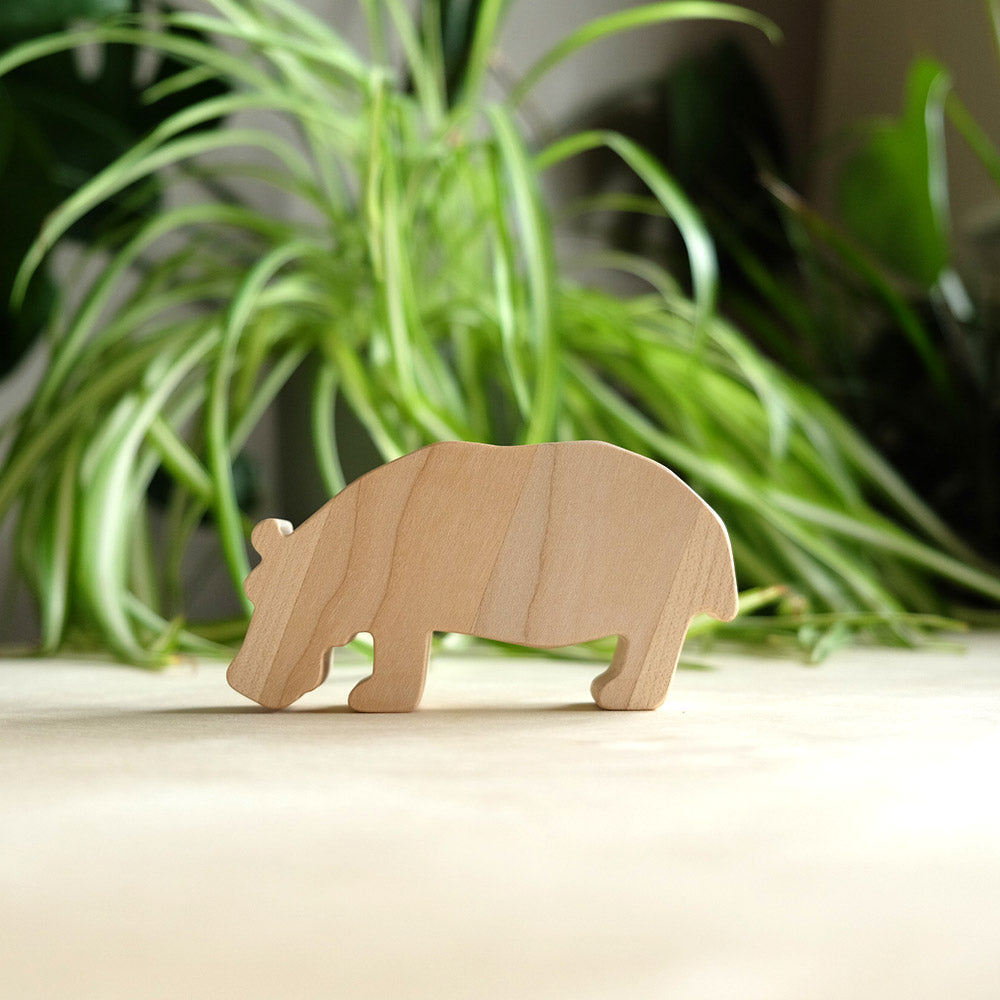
[2,639,999,1000]
[229,441,737,712]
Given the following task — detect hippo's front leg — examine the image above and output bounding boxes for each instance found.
[348,632,433,712]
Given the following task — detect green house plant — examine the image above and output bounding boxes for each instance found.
[1,0,997,667]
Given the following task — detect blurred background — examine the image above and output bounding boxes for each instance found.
[2,0,998,654]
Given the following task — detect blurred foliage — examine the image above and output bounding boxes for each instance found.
[426,0,485,105]
[0,0,129,33]
[836,59,952,289]
[572,34,1000,571]
[572,37,791,293]
[774,56,1000,568]
[0,1,996,667]
[0,0,227,376]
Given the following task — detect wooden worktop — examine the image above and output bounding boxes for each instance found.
[2,635,998,999]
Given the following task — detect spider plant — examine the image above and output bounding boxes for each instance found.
[0,0,996,667]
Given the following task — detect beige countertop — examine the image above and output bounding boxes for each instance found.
[2,635,998,999]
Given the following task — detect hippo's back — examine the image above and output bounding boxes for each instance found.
[353,441,714,646]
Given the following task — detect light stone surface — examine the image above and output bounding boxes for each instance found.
[2,635,999,999]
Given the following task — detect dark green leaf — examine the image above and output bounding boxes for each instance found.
[429,0,487,105]
[836,58,952,288]
[0,0,128,35]
[0,86,58,374]
[0,10,231,374]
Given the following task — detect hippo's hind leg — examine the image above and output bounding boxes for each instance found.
[348,632,432,713]
[591,617,691,711]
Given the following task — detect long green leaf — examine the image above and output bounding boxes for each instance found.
[509,2,780,107]
[488,104,559,443]
[14,128,312,304]
[538,130,718,335]
[206,241,316,604]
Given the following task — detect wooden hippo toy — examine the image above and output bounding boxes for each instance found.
[227,440,738,712]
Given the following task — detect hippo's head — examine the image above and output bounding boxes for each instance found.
[227,516,350,709]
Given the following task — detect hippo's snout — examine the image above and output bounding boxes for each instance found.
[228,639,332,710]
[226,647,267,706]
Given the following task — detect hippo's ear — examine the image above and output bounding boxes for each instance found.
[250,518,293,559]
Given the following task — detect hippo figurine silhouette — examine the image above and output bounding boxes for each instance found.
[227,440,738,712]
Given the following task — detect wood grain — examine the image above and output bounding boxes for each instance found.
[227,441,738,711]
